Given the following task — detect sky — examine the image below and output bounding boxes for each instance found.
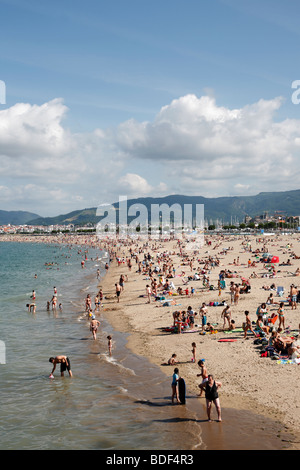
[1,0,300,216]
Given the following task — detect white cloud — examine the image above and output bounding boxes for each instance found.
[0,99,71,157]
[1,93,300,214]
[118,173,168,198]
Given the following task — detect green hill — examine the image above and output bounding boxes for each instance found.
[0,210,41,225]
[26,189,300,226]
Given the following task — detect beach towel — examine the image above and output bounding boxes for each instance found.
[224,328,244,334]
[276,359,294,364]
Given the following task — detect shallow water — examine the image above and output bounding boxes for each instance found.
[0,241,293,450]
[0,242,202,450]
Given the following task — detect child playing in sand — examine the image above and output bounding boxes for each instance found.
[163,353,178,365]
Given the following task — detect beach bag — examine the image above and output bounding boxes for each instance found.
[271,354,280,360]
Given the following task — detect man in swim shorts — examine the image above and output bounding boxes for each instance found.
[115,283,121,302]
[290,284,298,310]
[49,355,73,377]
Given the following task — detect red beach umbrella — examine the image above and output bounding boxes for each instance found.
[271,256,279,264]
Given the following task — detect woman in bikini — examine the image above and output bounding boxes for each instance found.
[221,305,231,330]
[278,302,285,330]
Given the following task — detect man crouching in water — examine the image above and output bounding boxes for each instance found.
[49,355,73,377]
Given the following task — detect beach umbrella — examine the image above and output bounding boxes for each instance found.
[271,256,279,264]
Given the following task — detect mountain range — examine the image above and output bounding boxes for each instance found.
[1,189,299,227]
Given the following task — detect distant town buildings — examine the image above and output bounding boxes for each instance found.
[0,224,76,234]
[0,211,299,234]
[244,212,300,228]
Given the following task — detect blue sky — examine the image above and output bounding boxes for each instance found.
[1,0,300,216]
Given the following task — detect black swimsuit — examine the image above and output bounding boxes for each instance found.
[205,381,219,401]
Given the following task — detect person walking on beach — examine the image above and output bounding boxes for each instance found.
[115,283,121,303]
[243,310,257,339]
[49,355,73,377]
[119,274,125,292]
[202,374,222,422]
[171,367,180,404]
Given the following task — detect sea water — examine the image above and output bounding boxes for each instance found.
[0,241,203,450]
[0,241,293,451]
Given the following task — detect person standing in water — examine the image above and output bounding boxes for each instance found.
[171,367,180,404]
[202,374,222,422]
[90,318,101,340]
[49,356,73,377]
[107,335,112,355]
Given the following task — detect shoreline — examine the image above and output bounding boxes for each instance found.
[3,232,300,449]
[99,254,300,450]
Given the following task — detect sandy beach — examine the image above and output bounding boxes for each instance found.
[2,231,300,449]
[96,232,300,449]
